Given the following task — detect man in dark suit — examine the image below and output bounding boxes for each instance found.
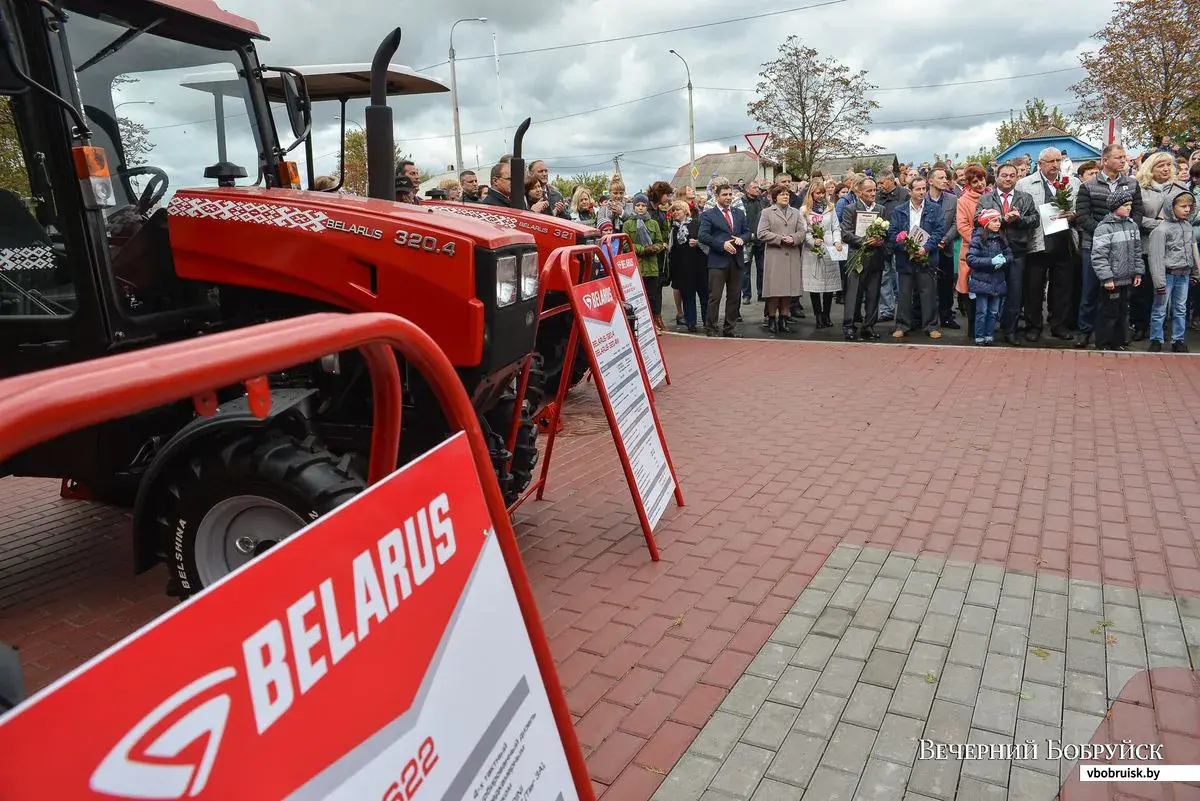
[699,182,749,337]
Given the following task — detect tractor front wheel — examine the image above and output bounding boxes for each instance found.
[162,431,364,598]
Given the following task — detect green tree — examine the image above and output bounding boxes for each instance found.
[748,36,880,177]
[0,97,30,197]
[551,171,607,200]
[336,128,406,195]
[1069,0,1200,144]
[995,98,1076,152]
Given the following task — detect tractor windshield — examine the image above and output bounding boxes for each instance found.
[63,8,266,216]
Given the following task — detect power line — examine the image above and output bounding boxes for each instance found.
[694,66,1086,96]
[414,0,846,71]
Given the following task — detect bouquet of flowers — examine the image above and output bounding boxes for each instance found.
[846,218,889,274]
[810,221,825,255]
[1050,176,1073,213]
[895,230,929,265]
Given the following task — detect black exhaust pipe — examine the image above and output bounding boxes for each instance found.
[509,117,531,211]
[366,28,402,201]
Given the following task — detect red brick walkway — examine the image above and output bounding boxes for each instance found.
[3,338,1200,799]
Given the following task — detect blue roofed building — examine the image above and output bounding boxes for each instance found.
[994,126,1102,166]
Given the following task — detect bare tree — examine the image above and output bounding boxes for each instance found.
[747,36,879,177]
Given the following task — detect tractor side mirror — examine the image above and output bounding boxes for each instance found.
[280,72,309,141]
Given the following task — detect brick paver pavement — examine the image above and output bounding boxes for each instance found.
[3,336,1200,800]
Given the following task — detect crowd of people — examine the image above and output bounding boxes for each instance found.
[366,137,1200,350]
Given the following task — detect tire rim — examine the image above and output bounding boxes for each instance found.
[193,495,306,586]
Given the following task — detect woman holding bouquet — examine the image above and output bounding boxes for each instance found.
[802,181,843,328]
[757,183,805,333]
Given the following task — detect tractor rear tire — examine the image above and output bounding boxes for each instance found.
[161,431,364,598]
[484,357,544,507]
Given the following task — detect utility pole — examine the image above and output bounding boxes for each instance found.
[449,17,487,173]
[669,50,695,187]
[613,154,623,177]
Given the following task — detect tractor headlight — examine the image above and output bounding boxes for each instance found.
[496,255,518,307]
[519,251,539,300]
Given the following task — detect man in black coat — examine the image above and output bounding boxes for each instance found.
[481,162,515,208]
[976,162,1040,344]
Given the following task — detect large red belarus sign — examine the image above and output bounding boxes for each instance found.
[0,433,582,800]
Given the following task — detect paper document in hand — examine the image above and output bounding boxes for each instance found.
[910,227,930,248]
[1039,202,1069,235]
[826,244,846,261]
[854,211,879,238]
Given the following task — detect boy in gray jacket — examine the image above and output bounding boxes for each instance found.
[1147,191,1200,352]
[1091,188,1144,350]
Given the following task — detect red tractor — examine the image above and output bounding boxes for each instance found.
[0,0,543,597]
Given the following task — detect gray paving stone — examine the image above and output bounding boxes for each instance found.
[902,642,948,679]
[1107,661,1142,702]
[852,601,894,631]
[1176,593,1200,619]
[1002,572,1035,599]
[915,613,957,647]
[1028,615,1067,650]
[1066,609,1103,641]
[830,581,870,611]
[1062,709,1105,750]
[972,688,1018,736]
[903,795,941,801]
[791,589,832,617]
[902,572,938,599]
[959,727,1012,787]
[934,663,982,707]
[1065,636,1106,677]
[1033,590,1067,619]
[835,627,879,661]
[766,731,826,787]
[814,656,865,698]
[987,623,1028,657]
[914,554,946,574]
[807,568,848,593]
[1017,680,1063,726]
[792,691,847,739]
[1035,573,1067,595]
[1144,622,1190,660]
[1063,670,1109,716]
[699,791,738,801]
[861,649,906,689]
[823,545,861,569]
[692,710,753,760]
[928,588,966,617]
[750,779,805,801]
[1008,765,1060,801]
[771,615,816,647]
[865,576,905,604]
[1022,647,1065,686]
[996,595,1033,627]
[879,554,916,580]
[845,561,883,586]
[923,699,974,744]
[842,683,893,730]
[742,702,800,751]
[891,594,931,623]
[1068,580,1103,614]
[957,604,996,636]
[710,742,775,799]
[803,766,859,801]
[853,758,911,801]
[721,674,777,718]
[937,563,974,592]
[981,652,1023,693]
[1140,595,1182,625]
[947,631,990,669]
[871,713,925,766]
[907,753,962,800]
[1014,718,1065,778]
[653,754,722,801]
[768,666,822,708]
[954,777,1007,800]
[791,634,840,671]
[1148,650,1193,671]
[1103,602,1143,635]
[812,607,855,638]
[822,722,877,775]
[1103,583,1139,608]
[966,580,1002,609]
[887,673,937,720]
[1105,633,1148,669]
[749,642,798,680]
[973,564,1005,584]
[858,547,888,565]
[877,619,919,652]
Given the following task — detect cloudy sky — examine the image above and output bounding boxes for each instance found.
[104,0,1119,194]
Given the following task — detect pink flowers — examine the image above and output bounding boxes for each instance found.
[896,230,909,243]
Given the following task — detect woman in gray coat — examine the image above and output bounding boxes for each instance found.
[757,184,805,334]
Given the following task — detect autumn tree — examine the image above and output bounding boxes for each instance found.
[551,171,607,201]
[995,98,1077,151]
[748,36,879,177]
[336,128,407,195]
[1069,0,1200,144]
[0,98,30,197]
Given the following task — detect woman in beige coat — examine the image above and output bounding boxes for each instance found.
[757,183,805,334]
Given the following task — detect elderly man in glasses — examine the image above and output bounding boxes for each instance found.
[1018,147,1081,339]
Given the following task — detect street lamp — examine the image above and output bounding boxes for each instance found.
[450,17,487,173]
[334,115,363,132]
[668,49,695,188]
[114,100,154,111]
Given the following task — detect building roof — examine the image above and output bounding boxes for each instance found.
[995,132,1101,165]
[811,153,900,178]
[670,149,780,189]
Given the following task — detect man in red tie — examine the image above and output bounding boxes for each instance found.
[698,182,750,337]
[975,161,1039,344]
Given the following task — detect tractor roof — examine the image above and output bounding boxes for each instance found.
[179,64,448,101]
[142,0,263,38]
